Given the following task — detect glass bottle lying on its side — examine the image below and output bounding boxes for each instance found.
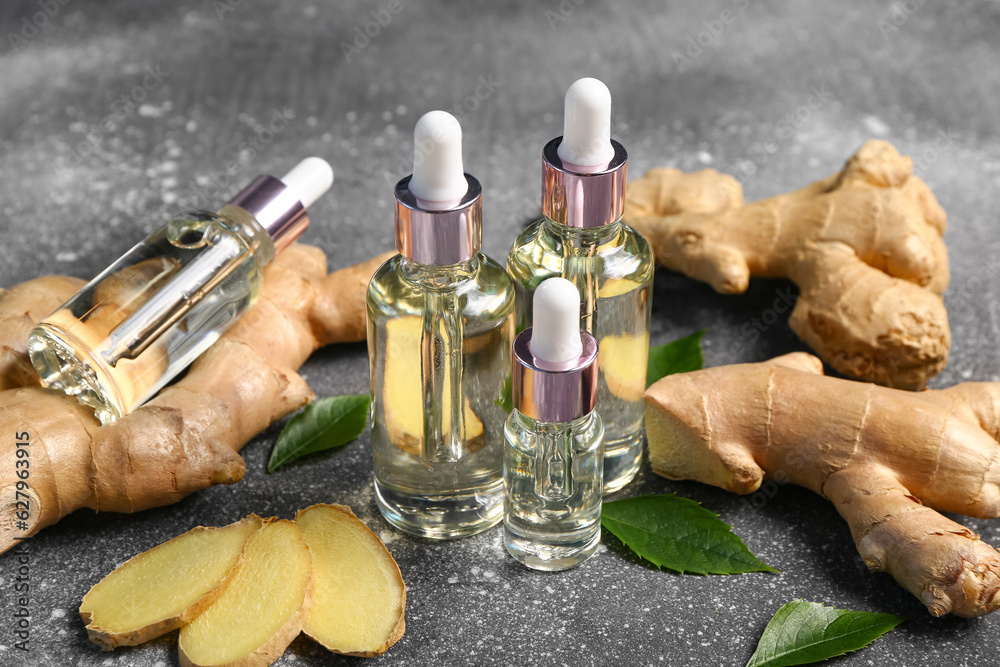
[29,158,334,425]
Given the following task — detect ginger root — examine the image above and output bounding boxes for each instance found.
[0,244,392,554]
[80,514,263,649]
[645,352,1000,617]
[626,140,949,390]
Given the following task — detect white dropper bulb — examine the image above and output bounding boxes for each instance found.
[408,110,469,204]
[557,77,615,168]
[280,157,334,209]
[530,277,583,364]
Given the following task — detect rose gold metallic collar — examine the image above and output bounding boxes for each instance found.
[513,327,599,423]
[541,137,627,229]
[393,173,482,265]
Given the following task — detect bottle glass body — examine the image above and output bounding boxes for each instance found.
[28,206,274,424]
[367,253,515,539]
[504,408,604,570]
[507,216,653,493]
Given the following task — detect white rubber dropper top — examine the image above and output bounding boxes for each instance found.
[557,77,615,168]
[408,110,469,204]
[280,157,334,209]
[530,277,583,364]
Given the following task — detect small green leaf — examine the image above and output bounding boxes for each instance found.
[267,394,370,473]
[746,600,905,667]
[495,375,513,413]
[601,494,776,575]
[647,330,705,387]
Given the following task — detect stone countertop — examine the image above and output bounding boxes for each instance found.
[1,1,999,665]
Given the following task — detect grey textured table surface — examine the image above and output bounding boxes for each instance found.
[1,1,999,665]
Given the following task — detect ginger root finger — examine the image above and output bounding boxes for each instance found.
[178,519,312,667]
[296,504,406,657]
[0,244,386,554]
[824,468,1000,618]
[626,139,950,389]
[645,354,1000,616]
[80,515,264,649]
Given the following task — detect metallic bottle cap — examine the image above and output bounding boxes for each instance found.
[541,137,627,229]
[226,174,309,254]
[512,327,599,423]
[393,173,483,265]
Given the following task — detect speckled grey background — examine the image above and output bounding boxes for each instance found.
[1,1,999,665]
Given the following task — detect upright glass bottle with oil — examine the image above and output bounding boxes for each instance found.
[507,78,654,493]
[367,111,515,539]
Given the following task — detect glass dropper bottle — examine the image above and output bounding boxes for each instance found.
[28,158,334,424]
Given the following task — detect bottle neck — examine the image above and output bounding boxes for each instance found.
[400,254,479,287]
[516,409,593,431]
[542,215,622,248]
[214,204,277,266]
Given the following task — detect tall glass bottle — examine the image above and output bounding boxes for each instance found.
[367,111,515,539]
[504,278,604,571]
[28,158,334,424]
[507,78,653,493]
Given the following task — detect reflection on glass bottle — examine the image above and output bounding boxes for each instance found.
[368,111,515,540]
[504,278,604,571]
[29,158,334,424]
[507,78,653,493]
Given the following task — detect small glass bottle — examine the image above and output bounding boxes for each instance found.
[507,78,653,493]
[504,277,603,570]
[367,111,515,539]
[28,158,334,424]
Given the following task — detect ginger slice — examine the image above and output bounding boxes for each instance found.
[598,331,650,402]
[80,514,263,650]
[296,504,406,657]
[383,315,484,455]
[178,519,312,667]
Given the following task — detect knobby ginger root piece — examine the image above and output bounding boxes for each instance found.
[625,140,950,389]
[0,245,393,555]
[296,504,406,656]
[382,315,484,455]
[645,352,1000,617]
[178,519,312,667]
[80,515,264,650]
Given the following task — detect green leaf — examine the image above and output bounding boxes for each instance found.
[646,330,705,387]
[267,394,370,473]
[495,375,513,413]
[746,600,905,667]
[601,494,777,575]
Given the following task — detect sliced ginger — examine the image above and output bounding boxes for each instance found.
[80,514,263,650]
[383,315,484,455]
[598,331,650,402]
[178,519,313,667]
[296,504,406,656]
[80,506,406,662]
